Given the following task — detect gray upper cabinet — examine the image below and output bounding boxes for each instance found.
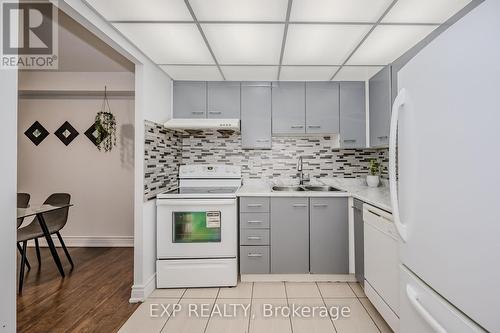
[272,82,306,135]
[306,82,340,134]
[340,81,366,148]
[310,197,349,274]
[270,197,309,274]
[369,66,392,147]
[241,82,272,149]
[207,82,241,119]
[173,81,207,118]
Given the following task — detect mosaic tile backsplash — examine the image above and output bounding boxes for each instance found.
[144,121,388,200]
[144,121,182,200]
[181,132,388,181]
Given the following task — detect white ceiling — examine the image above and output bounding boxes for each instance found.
[86,0,472,81]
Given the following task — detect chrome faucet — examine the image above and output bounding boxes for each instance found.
[297,156,310,185]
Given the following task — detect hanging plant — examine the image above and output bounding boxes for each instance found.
[94,86,117,152]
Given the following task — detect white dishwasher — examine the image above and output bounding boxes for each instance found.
[363,203,399,333]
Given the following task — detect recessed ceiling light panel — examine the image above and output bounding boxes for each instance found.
[382,0,473,23]
[190,0,289,21]
[114,23,214,64]
[202,24,284,65]
[85,0,192,21]
[291,0,393,22]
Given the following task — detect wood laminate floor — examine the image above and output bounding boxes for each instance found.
[17,247,138,333]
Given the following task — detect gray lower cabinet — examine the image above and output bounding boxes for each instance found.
[272,82,306,135]
[241,82,272,149]
[353,199,364,285]
[369,66,392,147]
[270,197,309,274]
[240,197,270,274]
[310,197,349,274]
[207,82,241,119]
[306,82,340,134]
[240,246,270,274]
[340,81,366,148]
[173,81,207,118]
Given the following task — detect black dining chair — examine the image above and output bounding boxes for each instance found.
[17,193,31,271]
[17,193,73,293]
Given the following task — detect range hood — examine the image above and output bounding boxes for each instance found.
[163,118,240,134]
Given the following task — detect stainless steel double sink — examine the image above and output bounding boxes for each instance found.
[272,185,341,192]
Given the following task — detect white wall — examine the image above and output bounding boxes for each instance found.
[0,69,17,332]
[18,71,135,246]
[51,0,172,302]
[132,61,172,301]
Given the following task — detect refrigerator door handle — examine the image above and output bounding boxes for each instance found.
[389,88,408,242]
[406,285,447,333]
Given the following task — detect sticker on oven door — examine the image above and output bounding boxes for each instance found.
[206,211,221,228]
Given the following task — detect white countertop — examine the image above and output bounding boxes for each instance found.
[236,178,392,212]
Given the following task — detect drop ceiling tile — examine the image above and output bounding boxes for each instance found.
[202,24,284,65]
[113,23,214,64]
[190,0,288,21]
[283,24,371,65]
[333,66,384,81]
[222,66,278,81]
[382,0,472,23]
[290,0,393,22]
[161,66,223,80]
[280,66,339,81]
[85,0,192,21]
[347,25,437,65]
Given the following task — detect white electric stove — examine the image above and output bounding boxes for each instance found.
[156,165,241,288]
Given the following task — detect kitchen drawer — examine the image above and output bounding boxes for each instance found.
[239,212,270,229]
[240,197,270,213]
[240,229,270,246]
[240,246,270,274]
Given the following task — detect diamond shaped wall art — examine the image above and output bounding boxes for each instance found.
[54,121,79,146]
[24,121,49,146]
[84,122,109,147]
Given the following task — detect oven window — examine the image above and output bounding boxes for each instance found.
[173,211,221,243]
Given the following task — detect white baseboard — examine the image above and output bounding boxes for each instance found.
[240,274,357,282]
[130,273,156,303]
[27,236,133,247]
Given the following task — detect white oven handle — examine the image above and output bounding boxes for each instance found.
[156,199,236,207]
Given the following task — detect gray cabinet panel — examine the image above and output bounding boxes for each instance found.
[340,81,366,148]
[369,66,392,147]
[173,81,206,118]
[272,82,306,134]
[270,197,309,273]
[310,197,349,274]
[240,246,270,274]
[240,229,270,246]
[353,199,364,285]
[240,197,270,213]
[306,82,340,134]
[207,82,241,118]
[240,212,270,229]
[241,82,272,149]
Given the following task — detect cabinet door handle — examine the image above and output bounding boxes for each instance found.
[344,139,356,143]
[256,139,269,143]
[291,125,304,129]
[247,236,262,240]
[191,111,205,115]
[378,136,388,140]
[308,125,321,129]
[313,204,328,208]
[247,204,263,207]
[209,111,222,115]
[247,253,263,258]
[247,220,263,224]
[292,204,307,208]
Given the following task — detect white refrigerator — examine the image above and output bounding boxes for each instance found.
[389,1,500,332]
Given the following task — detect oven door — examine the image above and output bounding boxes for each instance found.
[156,198,237,259]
